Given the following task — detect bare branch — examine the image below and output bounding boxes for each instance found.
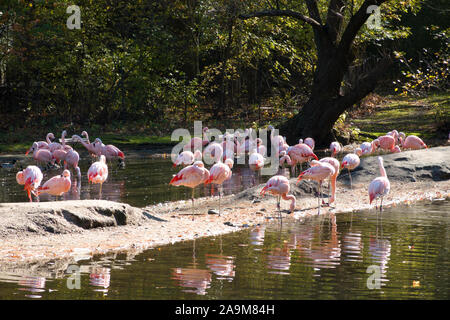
[305,0,323,25]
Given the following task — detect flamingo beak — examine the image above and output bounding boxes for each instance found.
[260,186,267,196]
[172,163,177,168]
[25,150,29,155]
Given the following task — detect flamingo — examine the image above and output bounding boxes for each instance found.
[173,150,202,168]
[260,175,296,221]
[46,133,64,153]
[88,155,109,197]
[368,156,390,211]
[26,142,54,168]
[373,135,396,152]
[279,151,292,168]
[64,148,81,181]
[341,152,361,189]
[92,138,125,161]
[205,158,234,215]
[304,137,315,150]
[183,127,210,152]
[311,157,340,205]
[35,133,54,149]
[287,143,318,175]
[16,165,43,202]
[72,132,97,157]
[37,170,71,198]
[255,138,267,157]
[249,149,264,171]
[386,130,400,144]
[202,142,223,165]
[169,161,210,220]
[329,142,342,157]
[360,141,374,155]
[267,125,285,151]
[297,160,335,215]
[401,135,427,150]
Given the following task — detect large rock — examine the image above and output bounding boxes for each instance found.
[0,200,146,237]
[339,146,450,185]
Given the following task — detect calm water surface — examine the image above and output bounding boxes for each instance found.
[0,200,448,299]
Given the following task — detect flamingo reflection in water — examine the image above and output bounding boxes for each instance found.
[89,266,111,293]
[205,236,235,281]
[171,240,212,295]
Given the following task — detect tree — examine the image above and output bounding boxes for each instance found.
[239,0,419,146]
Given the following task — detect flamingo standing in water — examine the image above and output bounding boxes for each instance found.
[368,156,390,211]
[297,160,335,215]
[260,175,296,222]
[169,161,210,220]
[92,138,125,161]
[401,135,427,150]
[16,165,43,202]
[173,150,202,167]
[183,127,210,152]
[202,142,223,165]
[88,155,109,198]
[37,170,71,198]
[26,142,53,168]
[205,158,234,215]
[341,151,361,189]
[72,132,97,158]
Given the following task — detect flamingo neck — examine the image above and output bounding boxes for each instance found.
[282,194,296,212]
[379,160,387,178]
[46,133,52,144]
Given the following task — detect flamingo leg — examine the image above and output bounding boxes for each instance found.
[99,183,103,200]
[317,182,321,215]
[218,185,222,216]
[191,188,195,221]
[380,197,384,212]
[348,168,353,189]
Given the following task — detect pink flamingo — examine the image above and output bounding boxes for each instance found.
[92,138,125,161]
[173,150,203,167]
[279,151,292,168]
[287,143,318,174]
[64,148,81,181]
[183,127,210,152]
[401,135,427,150]
[260,175,296,221]
[255,138,267,157]
[360,141,374,155]
[16,165,43,202]
[35,133,54,149]
[368,156,390,211]
[88,155,109,197]
[341,152,361,189]
[393,145,401,153]
[72,132,97,157]
[26,142,53,168]
[202,142,223,165]
[169,161,210,220]
[329,142,342,157]
[311,157,340,205]
[268,125,285,152]
[297,160,335,214]
[44,133,64,153]
[37,170,71,198]
[373,135,395,152]
[249,149,264,170]
[205,158,234,215]
[304,137,315,150]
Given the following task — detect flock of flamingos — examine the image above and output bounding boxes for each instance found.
[15,126,428,219]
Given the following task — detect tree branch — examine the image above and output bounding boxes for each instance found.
[239,9,321,28]
[337,56,392,110]
[325,0,345,44]
[338,0,388,54]
[305,0,323,25]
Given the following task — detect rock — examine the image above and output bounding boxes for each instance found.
[208,209,220,215]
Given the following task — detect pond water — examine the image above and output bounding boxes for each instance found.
[0,200,448,299]
[0,154,294,207]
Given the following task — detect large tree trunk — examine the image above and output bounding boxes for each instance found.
[239,0,391,148]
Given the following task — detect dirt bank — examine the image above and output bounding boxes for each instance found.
[0,146,449,271]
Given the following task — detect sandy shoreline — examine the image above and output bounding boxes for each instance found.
[0,147,449,271]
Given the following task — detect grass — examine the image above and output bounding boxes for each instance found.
[347,91,450,145]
